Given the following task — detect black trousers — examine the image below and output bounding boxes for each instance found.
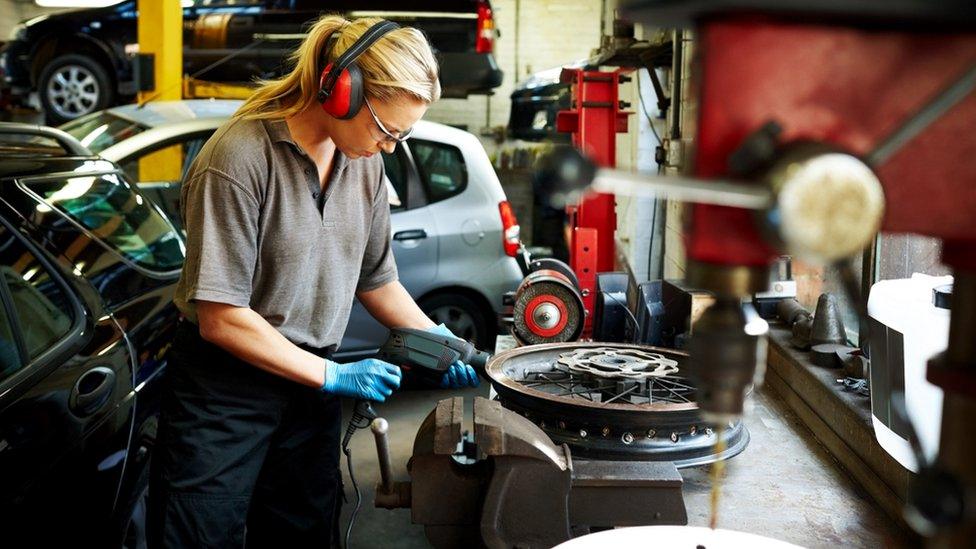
[147,322,343,548]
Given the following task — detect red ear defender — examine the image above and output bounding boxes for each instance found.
[316,20,398,120]
[319,62,364,120]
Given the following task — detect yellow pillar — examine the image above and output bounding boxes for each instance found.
[137,0,183,183]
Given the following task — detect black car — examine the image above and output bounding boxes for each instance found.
[1,0,503,124]
[0,123,184,545]
[507,66,581,143]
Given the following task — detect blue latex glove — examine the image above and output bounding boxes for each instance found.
[426,324,480,389]
[321,358,402,402]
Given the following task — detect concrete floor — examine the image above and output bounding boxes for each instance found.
[338,382,908,548]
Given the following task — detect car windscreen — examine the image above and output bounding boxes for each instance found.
[20,172,184,273]
[60,112,147,155]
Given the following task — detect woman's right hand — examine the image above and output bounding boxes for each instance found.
[321,358,402,402]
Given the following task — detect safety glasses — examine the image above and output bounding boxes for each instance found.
[364,96,414,144]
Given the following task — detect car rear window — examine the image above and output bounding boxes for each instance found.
[21,173,184,273]
[409,138,467,203]
[60,112,146,155]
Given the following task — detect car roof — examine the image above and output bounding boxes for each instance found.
[106,99,243,128]
[0,155,111,180]
[97,99,480,163]
[109,99,470,139]
[0,123,107,179]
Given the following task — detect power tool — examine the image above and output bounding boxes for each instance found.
[375,327,491,383]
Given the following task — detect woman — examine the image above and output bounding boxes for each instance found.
[147,15,478,547]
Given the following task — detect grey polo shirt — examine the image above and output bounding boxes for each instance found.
[173,116,398,349]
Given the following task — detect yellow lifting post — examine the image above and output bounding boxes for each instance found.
[136,0,183,184]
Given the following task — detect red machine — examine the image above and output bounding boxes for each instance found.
[617,2,976,544]
[690,20,976,271]
[556,67,634,337]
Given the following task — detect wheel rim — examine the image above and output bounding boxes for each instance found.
[485,342,750,467]
[427,305,479,346]
[46,64,101,119]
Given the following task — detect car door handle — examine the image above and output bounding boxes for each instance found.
[69,367,116,417]
[393,229,427,241]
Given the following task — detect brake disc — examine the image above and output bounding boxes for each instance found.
[556,347,679,380]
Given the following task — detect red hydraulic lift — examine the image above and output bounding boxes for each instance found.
[556,67,634,338]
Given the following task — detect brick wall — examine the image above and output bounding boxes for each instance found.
[425,0,605,148]
[614,66,663,282]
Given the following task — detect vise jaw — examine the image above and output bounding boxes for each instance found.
[382,396,687,548]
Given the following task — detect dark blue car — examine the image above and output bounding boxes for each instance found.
[0,123,184,546]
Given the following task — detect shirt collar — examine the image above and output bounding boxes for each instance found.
[265,118,294,145]
[265,118,349,174]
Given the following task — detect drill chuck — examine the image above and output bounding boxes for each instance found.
[687,298,768,423]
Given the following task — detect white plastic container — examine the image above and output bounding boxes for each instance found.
[867,273,952,472]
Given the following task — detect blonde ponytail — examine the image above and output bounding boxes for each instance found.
[235,15,440,120]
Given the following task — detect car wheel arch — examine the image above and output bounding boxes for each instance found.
[31,34,117,91]
[418,285,497,348]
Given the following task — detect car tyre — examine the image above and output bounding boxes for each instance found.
[39,54,115,125]
[420,293,494,352]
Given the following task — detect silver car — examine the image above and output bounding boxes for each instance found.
[61,100,523,356]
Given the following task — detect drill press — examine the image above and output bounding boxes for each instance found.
[543,0,976,543]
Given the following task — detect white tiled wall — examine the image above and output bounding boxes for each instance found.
[614,66,665,282]
[662,30,695,280]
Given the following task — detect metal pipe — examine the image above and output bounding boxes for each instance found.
[590,167,772,210]
[371,418,393,495]
[670,30,683,141]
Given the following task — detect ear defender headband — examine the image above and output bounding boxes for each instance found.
[317,20,400,120]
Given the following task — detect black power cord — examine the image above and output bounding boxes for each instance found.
[341,400,377,549]
[600,290,640,334]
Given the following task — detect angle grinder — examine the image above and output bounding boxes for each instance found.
[376,326,492,382]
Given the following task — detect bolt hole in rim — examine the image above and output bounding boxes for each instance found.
[486,342,750,466]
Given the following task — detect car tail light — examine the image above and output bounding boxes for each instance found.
[499,200,520,257]
[476,1,495,54]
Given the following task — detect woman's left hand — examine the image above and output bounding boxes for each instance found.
[426,324,480,389]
